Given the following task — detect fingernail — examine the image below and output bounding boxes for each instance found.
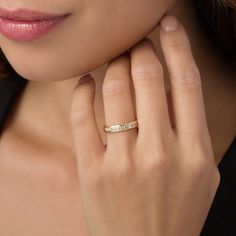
[78,74,92,84]
[161,15,180,32]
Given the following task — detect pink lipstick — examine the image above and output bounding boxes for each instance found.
[0,8,71,41]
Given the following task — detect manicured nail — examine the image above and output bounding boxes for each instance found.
[161,15,180,32]
[78,74,92,84]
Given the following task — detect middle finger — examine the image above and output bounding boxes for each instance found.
[130,39,173,140]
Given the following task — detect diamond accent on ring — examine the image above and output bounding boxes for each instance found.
[103,120,138,133]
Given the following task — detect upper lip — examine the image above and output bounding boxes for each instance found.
[0,7,69,21]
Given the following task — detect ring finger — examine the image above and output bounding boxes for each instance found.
[103,51,137,151]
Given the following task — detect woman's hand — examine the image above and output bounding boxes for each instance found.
[70,15,220,236]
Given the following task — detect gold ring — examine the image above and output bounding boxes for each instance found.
[103,120,138,134]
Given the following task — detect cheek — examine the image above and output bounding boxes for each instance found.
[0,0,171,81]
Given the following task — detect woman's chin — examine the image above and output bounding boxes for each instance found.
[7,58,96,82]
[11,67,77,82]
[14,68,82,81]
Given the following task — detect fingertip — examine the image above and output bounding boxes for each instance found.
[160,15,181,33]
[159,14,191,51]
[78,74,93,85]
[74,74,95,91]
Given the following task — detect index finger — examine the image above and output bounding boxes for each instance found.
[160,15,209,139]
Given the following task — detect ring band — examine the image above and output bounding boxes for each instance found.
[103,120,138,133]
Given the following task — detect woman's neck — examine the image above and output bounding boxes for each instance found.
[5,0,236,164]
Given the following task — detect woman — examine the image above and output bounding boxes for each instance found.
[0,0,235,235]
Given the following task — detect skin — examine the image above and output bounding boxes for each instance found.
[0,0,235,235]
[0,0,175,81]
[70,19,220,235]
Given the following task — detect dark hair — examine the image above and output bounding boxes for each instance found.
[0,0,235,78]
[0,47,16,79]
[194,0,236,66]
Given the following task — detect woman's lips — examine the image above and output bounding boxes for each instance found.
[0,8,71,41]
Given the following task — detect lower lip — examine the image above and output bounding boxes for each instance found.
[0,15,69,41]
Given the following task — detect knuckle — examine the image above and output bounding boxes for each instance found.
[103,159,133,182]
[173,68,201,90]
[102,79,129,98]
[132,62,163,80]
[139,134,175,176]
[186,157,213,180]
[143,154,170,176]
